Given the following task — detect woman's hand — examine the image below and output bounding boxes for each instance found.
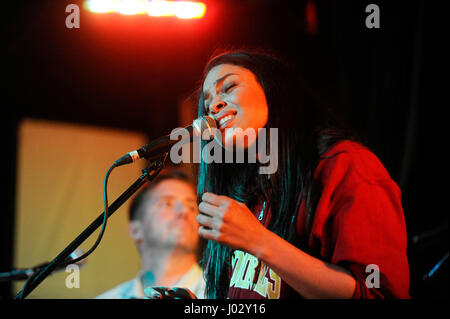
[144,287,197,299]
[197,192,357,298]
[197,192,268,255]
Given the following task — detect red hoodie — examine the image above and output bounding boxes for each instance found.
[227,140,410,299]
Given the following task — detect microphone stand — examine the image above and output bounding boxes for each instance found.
[0,268,36,281]
[14,154,168,299]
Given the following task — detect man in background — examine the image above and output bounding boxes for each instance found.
[96,169,205,299]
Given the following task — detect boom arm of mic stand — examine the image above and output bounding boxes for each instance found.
[15,154,168,299]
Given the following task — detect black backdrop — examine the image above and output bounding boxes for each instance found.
[1,0,448,299]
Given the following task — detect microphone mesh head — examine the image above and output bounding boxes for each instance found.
[193,116,217,138]
[201,115,217,130]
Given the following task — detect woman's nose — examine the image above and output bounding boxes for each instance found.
[209,100,226,115]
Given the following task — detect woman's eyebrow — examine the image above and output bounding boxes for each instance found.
[203,73,237,101]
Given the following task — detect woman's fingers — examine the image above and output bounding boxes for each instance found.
[197,193,253,245]
[196,213,219,229]
[198,226,220,241]
[198,201,221,217]
[201,192,226,206]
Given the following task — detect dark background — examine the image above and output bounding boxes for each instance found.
[1,0,448,299]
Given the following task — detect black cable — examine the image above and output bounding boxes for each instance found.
[16,163,117,298]
[59,162,116,266]
[15,270,36,299]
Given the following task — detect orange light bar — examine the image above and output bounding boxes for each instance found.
[118,0,148,15]
[85,0,206,19]
[86,0,119,13]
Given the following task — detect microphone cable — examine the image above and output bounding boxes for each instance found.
[59,162,116,266]
[16,162,116,298]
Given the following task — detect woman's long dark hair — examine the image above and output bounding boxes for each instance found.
[196,49,356,299]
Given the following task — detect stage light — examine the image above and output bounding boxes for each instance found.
[147,0,174,17]
[117,0,147,15]
[85,0,206,19]
[173,1,206,19]
[86,0,119,13]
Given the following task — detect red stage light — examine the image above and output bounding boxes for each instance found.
[117,0,148,15]
[305,0,318,35]
[85,0,206,19]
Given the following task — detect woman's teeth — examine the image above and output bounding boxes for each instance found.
[219,114,235,128]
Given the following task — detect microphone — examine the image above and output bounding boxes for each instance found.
[0,249,87,282]
[114,115,217,166]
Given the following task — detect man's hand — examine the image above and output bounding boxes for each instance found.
[144,287,197,299]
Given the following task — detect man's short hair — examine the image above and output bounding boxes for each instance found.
[128,168,195,221]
